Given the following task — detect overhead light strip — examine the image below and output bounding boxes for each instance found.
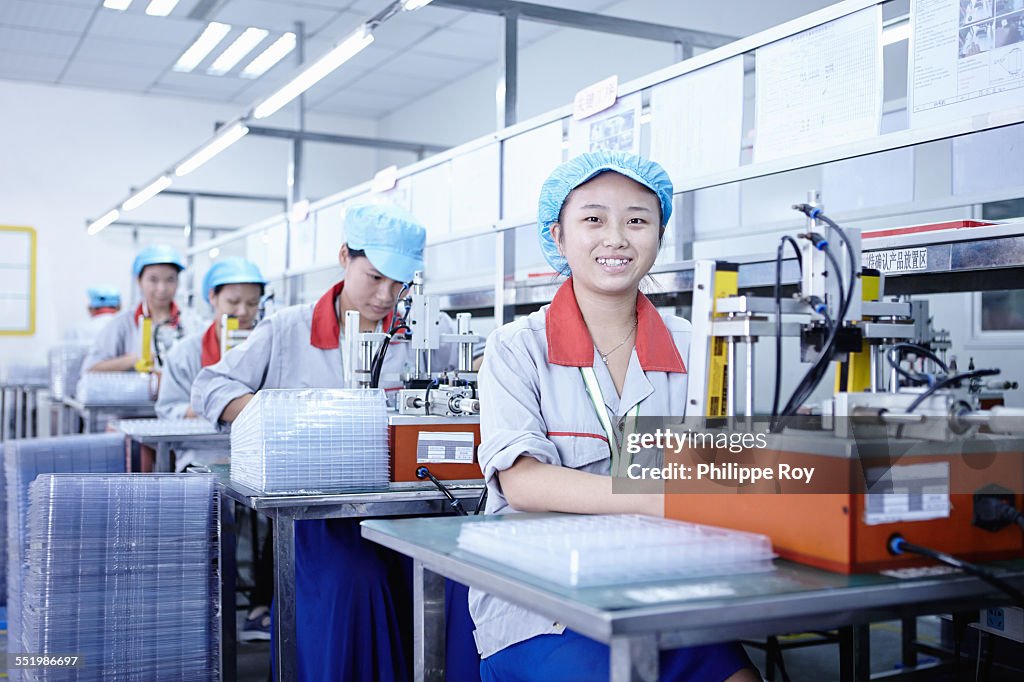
[401,0,435,10]
[252,25,374,119]
[240,32,296,79]
[208,27,269,76]
[123,176,173,211]
[175,121,249,177]
[102,0,133,10]
[87,209,120,236]
[174,22,232,73]
[145,0,181,16]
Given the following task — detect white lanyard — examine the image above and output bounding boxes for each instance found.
[579,366,640,477]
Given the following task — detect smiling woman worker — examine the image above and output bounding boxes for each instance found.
[156,257,266,419]
[471,151,759,682]
[84,244,187,372]
[191,203,460,681]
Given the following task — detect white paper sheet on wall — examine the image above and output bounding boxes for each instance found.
[649,57,745,186]
[909,0,1024,129]
[754,7,883,163]
[568,92,642,158]
[451,144,500,232]
[502,120,564,224]
[0,228,32,333]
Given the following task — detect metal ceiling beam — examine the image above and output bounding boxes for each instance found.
[433,0,736,48]
[241,124,449,155]
[109,220,240,234]
[161,189,287,204]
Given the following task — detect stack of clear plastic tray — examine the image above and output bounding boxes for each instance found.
[2,364,49,386]
[75,371,154,403]
[47,345,89,400]
[457,514,776,588]
[20,474,218,681]
[231,388,390,494]
[113,418,220,438]
[4,433,126,671]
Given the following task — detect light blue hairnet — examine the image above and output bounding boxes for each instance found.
[344,203,426,283]
[537,151,674,273]
[202,257,267,304]
[132,244,185,278]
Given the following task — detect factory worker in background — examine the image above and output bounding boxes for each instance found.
[84,244,188,372]
[470,151,760,682]
[191,203,467,682]
[65,285,122,344]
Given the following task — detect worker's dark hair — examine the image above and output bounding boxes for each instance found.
[346,246,367,259]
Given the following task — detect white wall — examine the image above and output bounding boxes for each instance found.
[0,80,377,366]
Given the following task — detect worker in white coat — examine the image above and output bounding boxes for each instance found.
[470,151,759,682]
[84,245,188,372]
[65,285,122,344]
[156,257,266,420]
[191,203,461,681]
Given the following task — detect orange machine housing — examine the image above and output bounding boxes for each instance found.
[389,419,483,483]
[664,445,1024,574]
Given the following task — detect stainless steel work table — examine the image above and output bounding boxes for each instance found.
[219,478,485,682]
[59,396,156,434]
[1,380,47,440]
[361,513,1024,682]
[114,419,229,472]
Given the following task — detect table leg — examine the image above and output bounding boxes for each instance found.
[156,442,171,472]
[413,559,446,682]
[273,512,297,682]
[838,624,870,682]
[86,408,97,434]
[220,491,238,682]
[901,616,918,669]
[14,388,24,439]
[1,388,9,441]
[609,635,659,682]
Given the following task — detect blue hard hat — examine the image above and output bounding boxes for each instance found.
[202,257,267,303]
[87,285,121,309]
[537,151,674,273]
[344,203,426,283]
[132,244,185,278]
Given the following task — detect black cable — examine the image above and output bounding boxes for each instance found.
[905,369,1000,413]
[886,343,951,388]
[369,323,411,389]
[771,236,804,429]
[416,466,467,515]
[889,536,1024,608]
[474,486,488,515]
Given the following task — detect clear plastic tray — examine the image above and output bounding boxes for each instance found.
[457,514,776,588]
[75,372,155,403]
[230,388,390,494]
[113,418,220,437]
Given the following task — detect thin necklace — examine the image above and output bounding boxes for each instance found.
[595,321,637,365]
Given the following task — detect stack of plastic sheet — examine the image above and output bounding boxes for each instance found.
[20,474,219,681]
[75,371,154,403]
[2,364,49,387]
[4,433,126,672]
[47,345,89,400]
[231,388,390,494]
[113,418,220,437]
[457,514,776,588]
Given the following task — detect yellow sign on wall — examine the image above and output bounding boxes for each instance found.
[0,226,36,336]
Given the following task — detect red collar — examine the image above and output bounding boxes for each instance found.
[90,307,119,317]
[310,281,396,350]
[201,322,221,367]
[545,278,686,373]
[133,302,180,326]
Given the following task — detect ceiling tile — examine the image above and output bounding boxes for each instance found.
[0,0,95,33]
[0,26,80,58]
[89,11,203,46]
[342,68,445,97]
[75,34,185,67]
[444,12,496,34]
[363,16,437,50]
[0,52,66,80]
[213,0,339,34]
[61,60,159,90]
[308,10,364,41]
[156,68,244,94]
[375,49,484,82]
[413,26,499,61]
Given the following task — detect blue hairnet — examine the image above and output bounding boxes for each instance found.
[132,244,185,278]
[537,151,674,273]
[344,203,426,283]
[202,257,267,303]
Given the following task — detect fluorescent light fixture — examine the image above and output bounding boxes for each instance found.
[145,0,180,16]
[240,32,296,79]
[174,22,231,73]
[87,209,120,235]
[253,26,374,120]
[882,21,910,46]
[401,0,434,10]
[123,175,172,212]
[103,0,132,10]
[175,122,249,177]
[208,27,269,76]
[209,247,221,259]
